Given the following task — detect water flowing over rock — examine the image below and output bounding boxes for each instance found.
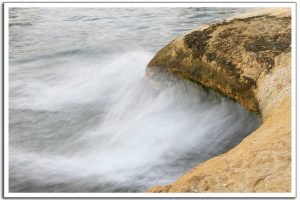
[146,8,291,192]
[9,8,262,193]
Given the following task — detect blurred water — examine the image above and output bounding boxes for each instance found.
[9,7,260,192]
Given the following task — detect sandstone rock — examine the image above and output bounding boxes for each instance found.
[146,8,291,193]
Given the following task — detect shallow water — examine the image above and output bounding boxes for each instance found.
[9,7,260,192]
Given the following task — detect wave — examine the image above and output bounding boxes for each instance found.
[9,51,260,192]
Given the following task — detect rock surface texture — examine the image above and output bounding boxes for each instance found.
[146,8,292,192]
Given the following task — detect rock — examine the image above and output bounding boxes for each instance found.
[146,8,291,193]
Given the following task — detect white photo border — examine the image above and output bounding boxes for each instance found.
[3,1,297,198]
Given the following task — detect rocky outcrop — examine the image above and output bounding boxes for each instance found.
[146,8,291,192]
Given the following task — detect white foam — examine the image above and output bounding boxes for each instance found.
[9,51,260,192]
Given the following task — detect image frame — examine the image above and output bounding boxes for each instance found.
[2,1,297,198]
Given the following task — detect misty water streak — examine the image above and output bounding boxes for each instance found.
[9,7,260,192]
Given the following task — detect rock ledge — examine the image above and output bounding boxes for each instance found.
[146,8,291,193]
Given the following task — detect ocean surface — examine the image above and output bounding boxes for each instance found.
[9,7,260,192]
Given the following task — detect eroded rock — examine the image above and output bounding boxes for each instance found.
[146,8,291,193]
[147,9,291,114]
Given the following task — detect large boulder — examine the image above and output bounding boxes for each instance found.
[146,8,291,192]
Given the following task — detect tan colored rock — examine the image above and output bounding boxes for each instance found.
[146,8,291,193]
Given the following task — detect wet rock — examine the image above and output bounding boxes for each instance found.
[146,8,291,193]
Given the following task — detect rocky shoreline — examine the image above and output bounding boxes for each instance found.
[146,8,291,192]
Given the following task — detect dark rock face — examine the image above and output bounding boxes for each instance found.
[185,26,216,57]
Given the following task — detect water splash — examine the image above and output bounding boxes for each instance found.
[9,51,260,192]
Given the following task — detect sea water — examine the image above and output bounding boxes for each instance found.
[9,7,260,192]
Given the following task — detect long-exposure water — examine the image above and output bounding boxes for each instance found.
[9,7,260,192]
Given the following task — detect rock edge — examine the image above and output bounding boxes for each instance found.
[146,8,291,192]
